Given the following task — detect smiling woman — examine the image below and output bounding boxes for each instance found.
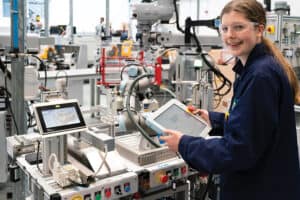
[220,10,265,65]
[160,1,300,200]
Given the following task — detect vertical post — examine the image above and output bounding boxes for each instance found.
[197,0,200,33]
[105,0,110,38]
[69,0,74,44]
[197,0,200,20]
[10,0,26,135]
[44,0,49,37]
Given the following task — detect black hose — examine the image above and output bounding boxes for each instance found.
[173,0,184,34]
[4,77,19,135]
[201,174,213,200]
[0,57,11,79]
[31,55,48,88]
[125,73,161,148]
[172,4,232,98]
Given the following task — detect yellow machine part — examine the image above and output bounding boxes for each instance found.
[121,40,133,57]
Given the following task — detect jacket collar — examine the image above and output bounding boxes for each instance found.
[232,43,268,75]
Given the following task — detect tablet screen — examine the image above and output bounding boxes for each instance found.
[35,101,86,134]
[153,103,207,137]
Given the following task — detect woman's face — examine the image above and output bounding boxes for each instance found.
[220,11,264,65]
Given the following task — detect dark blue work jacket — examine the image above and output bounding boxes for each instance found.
[179,43,300,200]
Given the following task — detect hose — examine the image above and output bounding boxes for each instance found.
[125,73,161,148]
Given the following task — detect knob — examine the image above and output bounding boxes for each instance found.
[160,175,168,183]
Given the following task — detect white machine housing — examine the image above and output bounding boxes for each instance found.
[132,0,174,32]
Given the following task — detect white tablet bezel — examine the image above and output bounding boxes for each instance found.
[144,99,211,138]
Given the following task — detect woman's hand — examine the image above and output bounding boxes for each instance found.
[159,129,183,152]
[192,109,211,126]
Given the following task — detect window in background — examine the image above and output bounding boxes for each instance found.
[2,0,10,17]
[49,0,69,27]
[73,0,130,34]
[27,0,44,33]
[73,0,104,34]
[28,0,44,21]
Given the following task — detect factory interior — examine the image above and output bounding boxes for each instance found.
[0,0,300,199]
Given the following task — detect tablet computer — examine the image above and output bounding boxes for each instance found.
[33,99,86,135]
[144,99,211,138]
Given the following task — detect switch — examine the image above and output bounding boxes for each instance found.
[160,175,169,183]
[114,185,122,195]
[156,171,169,184]
[94,191,101,200]
[124,182,131,193]
[181,166,187,175]
[84,194,92,200]
[187,105,196,112]
[71,194,83,200]
[173,168,179,177]
[105,188,112,198]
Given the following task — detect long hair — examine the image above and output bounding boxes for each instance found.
[221,0,300,104]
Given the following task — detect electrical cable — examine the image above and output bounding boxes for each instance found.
[47,152,90,188]
[200,174,213,200]
[213,75,231,96]
[126,73,161,148]
[93,145,108,177]
[156,47,178,59]
[0,56,11,79]
[191,27,232,97]
[102,153,112,176]
[4,77,19,135]
[25,101,34,128]
[36,140,43,175]
[172,4,232,99]
[213,72,231,96]
[173,0,185,34]
[222,55,235,65]
[0,56,4,72]
[31,55,48,89]
[55,70,69,88]
[159,86,176,98]
[213,92,223,109]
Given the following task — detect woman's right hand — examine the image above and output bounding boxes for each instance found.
[193,109,211,125]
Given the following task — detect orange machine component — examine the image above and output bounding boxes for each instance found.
[266,25,275,34]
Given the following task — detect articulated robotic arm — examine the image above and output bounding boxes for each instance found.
[131,0,174,49]
[132,0,220,49]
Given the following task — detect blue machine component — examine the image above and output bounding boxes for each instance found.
[127,66,139,77]
[12,0,19,50]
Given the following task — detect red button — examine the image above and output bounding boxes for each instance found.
[187,105,196,112]
[133,192,141,199]
[181,166,187,174]
[160,175,168,183]
[105,188,111,198]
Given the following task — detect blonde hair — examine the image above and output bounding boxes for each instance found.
[221,0,300,104]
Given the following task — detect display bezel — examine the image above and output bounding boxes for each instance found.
[34,100,86,135]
